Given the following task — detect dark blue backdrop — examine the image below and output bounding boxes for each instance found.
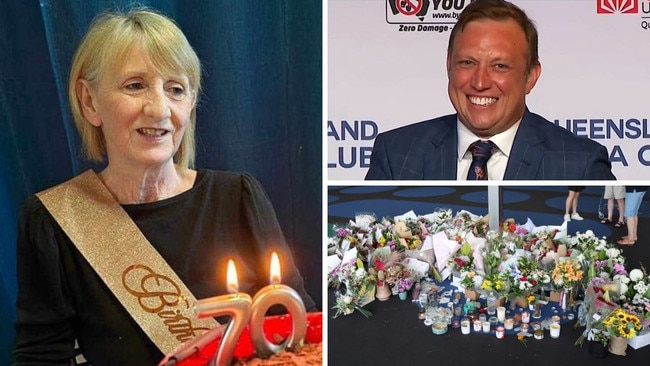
[0,1,322,363]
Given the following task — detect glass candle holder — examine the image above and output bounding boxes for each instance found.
[482,320,491,333]
[489,316,498,328]
[473,319,482,332]
[533,303,542,319]
[550,323,561,338]
[461,318,471,335]
[504,317,514,330]
[452,316,461,329]
[497,306,506,322]
[432,321,448,335]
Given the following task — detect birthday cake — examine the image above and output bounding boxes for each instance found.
[174,312,322,366]
[233,343,322,366]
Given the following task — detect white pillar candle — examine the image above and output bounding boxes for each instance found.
[497,306,506,322]
[461,319,471,335]
[550,323,561,338]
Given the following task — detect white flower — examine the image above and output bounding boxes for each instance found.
[615,274,630,284]
[629,269,644,282]
[585,230,594,237]
[342,295,353,304]
[634,282,646,293]
[606,248,620,259]
[599,272,611,280]
[619,282,628,294]
[354,267,367,278]
[473,274,484,286]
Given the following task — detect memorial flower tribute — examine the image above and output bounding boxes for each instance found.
[327,209,650,353]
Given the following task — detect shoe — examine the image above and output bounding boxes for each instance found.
[614,221,626,228]
[600,218,612,224]
[563,214,571,222]
[571,213,584,221]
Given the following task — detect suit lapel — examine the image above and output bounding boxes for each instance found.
[504,112,545,179]
[423,117,457,180]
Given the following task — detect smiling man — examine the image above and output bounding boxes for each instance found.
[365,0,616,181]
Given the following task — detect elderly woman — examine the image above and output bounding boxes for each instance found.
[13,8,315,366]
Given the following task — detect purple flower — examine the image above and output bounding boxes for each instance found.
[515,227,529,235]
[335,228,350,238]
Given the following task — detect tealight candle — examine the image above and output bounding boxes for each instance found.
[194,260,252,366]
[250,252,307,358]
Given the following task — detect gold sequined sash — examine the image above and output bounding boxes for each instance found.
[37,170,217,354]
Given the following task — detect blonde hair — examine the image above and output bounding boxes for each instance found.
[68,7,201,168]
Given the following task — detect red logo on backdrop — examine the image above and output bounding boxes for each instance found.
[396,0,424,16]
[597,0,639,13]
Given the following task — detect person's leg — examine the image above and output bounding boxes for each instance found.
[614,197,626,227]
[607,198,614,221]
[572,192,580,214]
[627,216,638,241]
[571,192,583,220]
[564,190,576,220]
[616,198,625,224]
[565,191,574,216]
[619,191,644,244]
[603,186,614,222]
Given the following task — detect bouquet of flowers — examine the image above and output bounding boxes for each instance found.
[481,272,509,299]
[330,258,374,318]
[570,230,608,255]
[592,247,627,282]
[481,232,505,276]
[448,242,475,273]
[460,270,481,291]
[618,267,650,329]
[575,278,619,346]
[509,256,544,298]
[395,277,413,294]
[551,258,584,290]
[604,308,643,339]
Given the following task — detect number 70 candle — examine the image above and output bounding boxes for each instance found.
[249,252,307,358]
[194,260,252,366]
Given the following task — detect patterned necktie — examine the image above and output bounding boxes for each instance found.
[467,140,496,180]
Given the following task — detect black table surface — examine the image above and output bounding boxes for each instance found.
[327,290,650,365]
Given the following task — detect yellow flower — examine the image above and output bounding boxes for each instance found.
[527,295,535,303]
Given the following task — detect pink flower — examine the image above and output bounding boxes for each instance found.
[612,263,627,275]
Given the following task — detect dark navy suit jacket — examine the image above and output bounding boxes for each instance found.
[365,110,616,180]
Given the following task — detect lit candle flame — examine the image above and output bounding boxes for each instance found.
[226,259,238,294]
[270,252,281,284]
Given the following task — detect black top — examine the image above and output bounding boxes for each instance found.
[13,170,316,366]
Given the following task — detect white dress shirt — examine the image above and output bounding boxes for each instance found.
[457,119,521,180]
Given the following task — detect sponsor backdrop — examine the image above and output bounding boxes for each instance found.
[328,0,650,180]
